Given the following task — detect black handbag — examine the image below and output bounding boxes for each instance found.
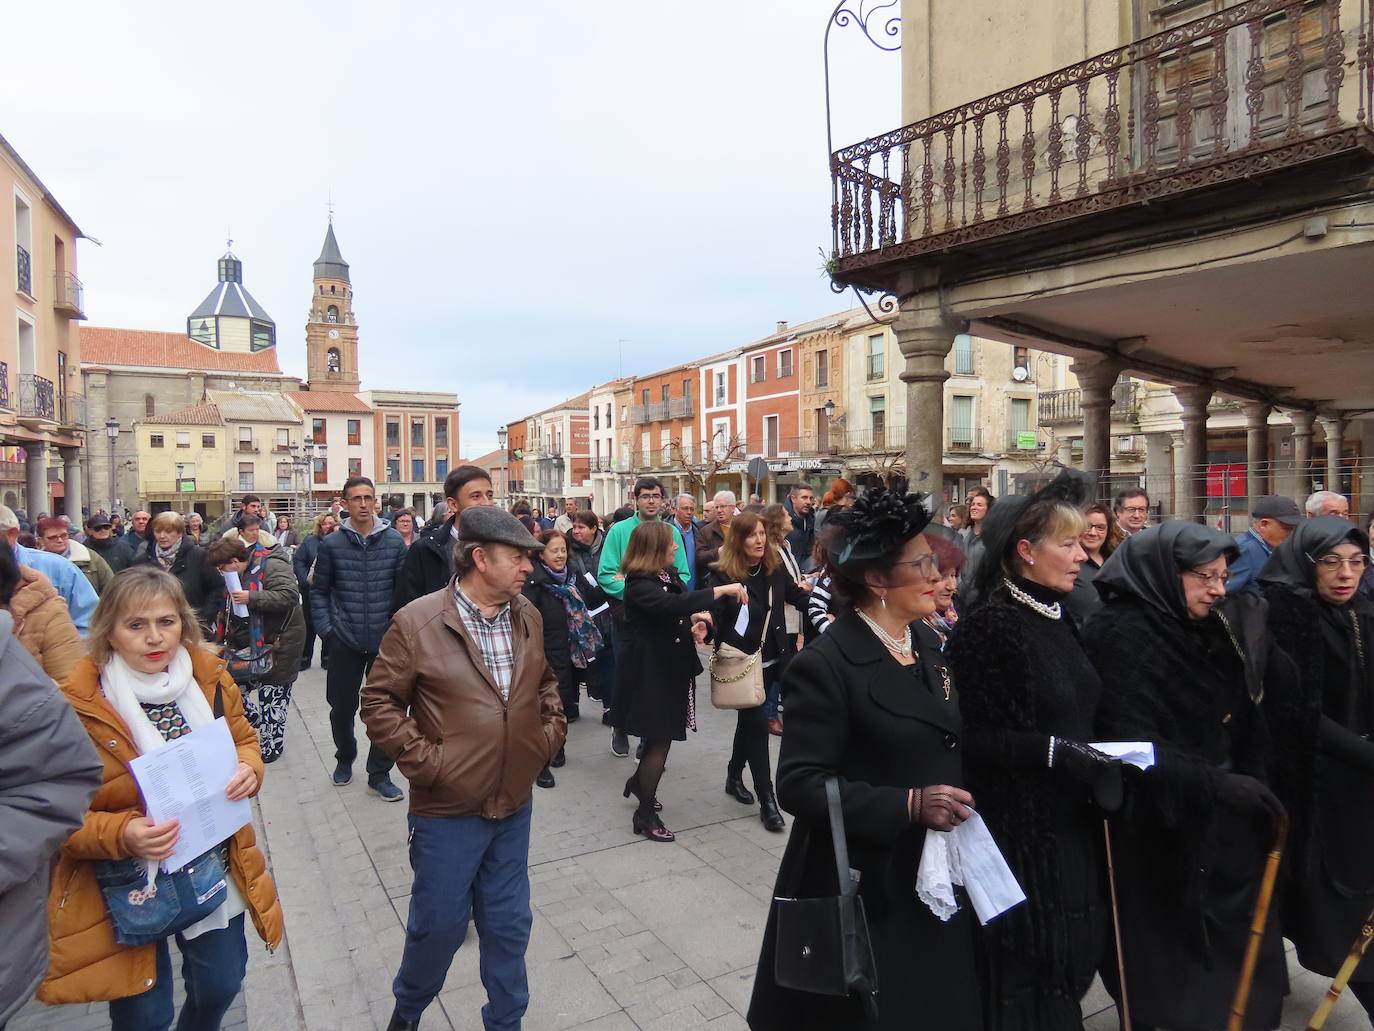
[773,777,880,1020]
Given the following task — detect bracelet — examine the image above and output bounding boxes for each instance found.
[909,787,923,824]
[1047,736,1057,769]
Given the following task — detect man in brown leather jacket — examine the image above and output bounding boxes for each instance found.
[362,507,565,1031]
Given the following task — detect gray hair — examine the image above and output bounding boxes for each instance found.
[1305,490,1347,516]
[0,506,17,533]
[712,490,737,507]
[673,494,695,508]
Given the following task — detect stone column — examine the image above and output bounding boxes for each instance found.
[1242,401,1272,505]
[1173,385,1213,522]
[24,444,46,517]
[1169,431,1188,521]
[60,446,82,522]
[1321,415,1348,498]
[1289,410,1316,500]
[1070,357,1125,499]
[1144,432,1172,515]
[895,308,962,495]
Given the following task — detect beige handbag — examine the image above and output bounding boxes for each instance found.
[709,588,771,710]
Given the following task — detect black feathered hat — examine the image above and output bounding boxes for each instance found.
[823,487,933,568]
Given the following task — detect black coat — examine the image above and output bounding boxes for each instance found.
[748,612,981,1031]
[84,534,129,573]
[706,565,808,665]
[1084,594,1289,1030]
[392,515,457,615]
[130,536,224,631]
[609,572,713,741]
[522,563,607,706]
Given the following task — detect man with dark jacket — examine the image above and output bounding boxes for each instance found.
[362,507,564,1031]
[392,465,495,614]
[311,477,408,800]
[82,512,129,572]
[784,484,817,572]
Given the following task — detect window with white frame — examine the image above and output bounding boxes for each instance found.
[238,463,254,491]
[176,431,190,448]
[764,415,780,458]
[866,334,885,381]
[869,396,886,448]
[778,349,794,378]
[950,395,975,445]
[816,349,829,388]
[714,371,727,406]
[750,355,766,384]
[953,334,975,376]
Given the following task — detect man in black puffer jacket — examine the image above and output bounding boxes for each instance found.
[391,464,495,614]
[311,476,408,800]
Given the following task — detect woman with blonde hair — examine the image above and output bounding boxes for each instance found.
[37,566,282,1029]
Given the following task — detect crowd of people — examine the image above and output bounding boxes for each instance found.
[6,464,1374,1031]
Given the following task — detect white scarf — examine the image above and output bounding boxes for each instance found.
[99,646,246,938]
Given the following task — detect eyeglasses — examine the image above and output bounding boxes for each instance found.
[1120,506,1148,515]
[1185,569,1231,588]
[892,554,940,577]
[1308,553,1371,572]
[1083,524,1108,535]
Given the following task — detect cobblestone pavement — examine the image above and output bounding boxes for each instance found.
[14,661,1371,1030]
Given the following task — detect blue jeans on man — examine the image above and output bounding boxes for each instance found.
[392,805,534,1029]
[108,914,247,1031]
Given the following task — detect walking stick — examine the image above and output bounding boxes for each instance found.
[1305,904,1374,1030]
[1103,820,1132,1031]
[1227,813,1289,1031]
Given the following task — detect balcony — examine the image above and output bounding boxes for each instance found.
[18,374,54,421]
[1038,381,1141,426]
[829,0,1374,288]
[947,427,983,452]
[53,271,85,318]
[58,391,87,428]
[15,245,31,297]
[235,439,260,453]
[142,479,227,495]
[0,363,11,411]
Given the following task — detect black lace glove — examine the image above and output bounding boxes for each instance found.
[1050,737,1124,813]
[910,784,975,831]
[1215,772,1286,830]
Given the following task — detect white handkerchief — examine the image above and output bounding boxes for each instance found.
[914,811,1026,925]
[915,829,961,922]
[1090,741,1156,771]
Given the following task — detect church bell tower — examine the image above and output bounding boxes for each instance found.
[305,221,361,392]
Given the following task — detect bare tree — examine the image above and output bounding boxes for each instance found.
[847,439,906,489]
[668,433,746,498]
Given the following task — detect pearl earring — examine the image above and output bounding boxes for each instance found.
[880,593,887,609]
[1028,559,1035,566]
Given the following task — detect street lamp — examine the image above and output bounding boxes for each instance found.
[104,417,118,513]
[497,425,508,508]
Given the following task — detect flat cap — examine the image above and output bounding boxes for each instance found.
[85,512,112,529]
[1253,495,1302,525]
[459,506,543,551]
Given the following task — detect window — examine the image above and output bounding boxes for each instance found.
[764,415,780,458]
[13,193,32,295]
[620,405,627,423]
[950,395,975,445]
[313,457,327,485]
[606,403,612,427]
[682,379,692,408]
[641,388,650,406]
[593,407,599,430]
[312,418,326,444]
[238,426,253,450]
[276,463,292,492]
[751,355,766,383]
[326,305,339,323]
[190,320,212,346]
[145,394,156,417]
[815,407,831,450]
[176,431,190,448]
[410,419,425,447]
[1009,397,1032,448]
[347,419,361,446]
[348,458,362,478]
[386,457,401,482]
[327,348,341,373]
[869,396,886,448]
[594,440,601,467]
[953,334,974,376]
[778,349,794,378]
[661,384,670,403]
[238,463,254,491]
[201,433,215,448]
[276,428,290,450]
[250,321,273,352]
[816,349,829,388]
[411,458,425,481]
[714,371,727,405]
[150,433,164,449]
[866,334,885,381]
[435,457,448,480]
[386,419,400,448]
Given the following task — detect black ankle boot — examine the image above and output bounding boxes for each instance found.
[725,772,755,806]
[759,789,786,832]
[386,1012,419,1031]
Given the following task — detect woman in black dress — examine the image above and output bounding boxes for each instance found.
[611,520,746,842]
[947,471,1121,1030]
[1258,515,1374,1017]
[1085,522,1290,1031]
[748,488,980,1031]
[708,511,810,832]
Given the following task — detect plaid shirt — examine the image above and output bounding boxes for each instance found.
[453,583,516,701]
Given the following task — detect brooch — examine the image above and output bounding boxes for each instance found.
[938,667,952,701]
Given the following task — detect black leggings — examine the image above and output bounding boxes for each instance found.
[727,666,778,795]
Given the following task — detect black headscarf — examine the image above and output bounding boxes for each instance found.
[1257,515,1369,597]
[1093,521,1238,620]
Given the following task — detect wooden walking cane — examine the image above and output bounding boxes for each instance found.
[1305,904,1374,1030]
[1103,820,1132,1031]
[1226,813,1289,1031]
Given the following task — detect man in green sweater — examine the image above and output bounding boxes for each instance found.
[596,476,691,756]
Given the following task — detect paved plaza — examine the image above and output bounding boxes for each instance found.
[12,662,1371,1030]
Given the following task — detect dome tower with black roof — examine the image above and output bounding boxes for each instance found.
[186,244,276,353]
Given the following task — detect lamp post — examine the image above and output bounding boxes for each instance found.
[497,425,508,509]
[104,417,118,513]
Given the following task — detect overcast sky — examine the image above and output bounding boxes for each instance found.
[7,1,899,458]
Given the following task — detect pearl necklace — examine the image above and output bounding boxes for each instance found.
[1003,578,1062,620]
[857,608,913,657]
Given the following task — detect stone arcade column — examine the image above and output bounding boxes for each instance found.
[1321,415,1348,498]
[24,444,46,517]
[1242,401,1272,506]
[1144,432,1173,515]
[1170,431,1188,521]
[1173,385,1214,522]
[1289,410,1316,501]
[895,309,963,495]
[1070,357,1124,499]
[60,447,83,523]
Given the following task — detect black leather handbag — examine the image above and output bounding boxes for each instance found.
[773,777,880,1020]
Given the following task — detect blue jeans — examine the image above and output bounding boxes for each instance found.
[108,914,247,1031]
[393,805,534,1029]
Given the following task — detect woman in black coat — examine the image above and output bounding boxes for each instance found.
[947,471,1121,1031]
[707,510,810,832]
[748,488,980,1031]
[130,511,223,633]
[1258,516,1374,1016]
[610,520,745,842]
[1084,522,1291,1031]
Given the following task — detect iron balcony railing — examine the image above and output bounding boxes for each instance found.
[1038,380,1141,425]
[18,374,54,421]
[947,426,983,451]
[235,439,260,453]
[15,245,31,296]
[628,398,692,424]
[0,362,11,411]
[53,271,84,317]
[142,479,226,495]
[830,0,1374,274]
[59,391,87,428]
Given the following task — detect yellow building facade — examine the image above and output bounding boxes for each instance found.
[135,400,228,517]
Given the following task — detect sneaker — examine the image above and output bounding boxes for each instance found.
[536,766,556,789]
[332,762,353,786]
[601,711,614,727]
[610,729,629,758]
[368,776,404,802]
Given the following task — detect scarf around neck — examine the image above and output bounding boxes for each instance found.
[540,563,604,667]
[155,535,184,571]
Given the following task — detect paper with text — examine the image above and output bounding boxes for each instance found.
[222,571,249,617]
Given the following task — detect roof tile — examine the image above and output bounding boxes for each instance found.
[285,391,373,414]
[80,326,284,374]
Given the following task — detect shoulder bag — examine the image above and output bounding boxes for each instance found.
[709,584,771,710]
[773,777,880,1020]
